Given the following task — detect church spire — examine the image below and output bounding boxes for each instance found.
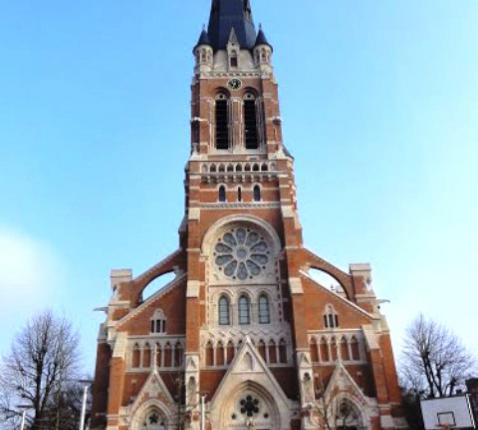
[207,0,257,51]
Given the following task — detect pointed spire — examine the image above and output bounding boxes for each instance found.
[193,25,212,52]
[207,0,257,51]
[255,24,273,51]
[228,27,239,46]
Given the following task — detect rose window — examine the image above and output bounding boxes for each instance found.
[214,227,270,280]
[240,395,260,417]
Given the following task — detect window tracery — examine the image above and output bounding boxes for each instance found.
[218,295,230,325]
[214,227,270,280]
[258,294,271,324]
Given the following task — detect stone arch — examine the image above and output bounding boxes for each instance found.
[131,399,173,430]
[332,396,366,430]
[201,214,281,255]
[217,381,282,430]
[302,249,354,299]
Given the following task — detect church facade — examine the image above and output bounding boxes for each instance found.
[91,1,407,430]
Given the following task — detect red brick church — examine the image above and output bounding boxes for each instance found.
[91,1,407,429]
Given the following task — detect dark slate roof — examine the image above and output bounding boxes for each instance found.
[255,25,273,51]
[194,28,212,52]
[207,0,257,50]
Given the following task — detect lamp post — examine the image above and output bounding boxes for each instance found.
[78,379,93,430]
[15,405,30,430]
[200,394,207,430]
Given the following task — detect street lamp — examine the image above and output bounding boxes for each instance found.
[15,405,30,430]
[77,379,93,430]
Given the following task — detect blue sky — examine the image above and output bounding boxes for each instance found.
[0,0,477,374]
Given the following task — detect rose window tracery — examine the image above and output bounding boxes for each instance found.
[214,227,270,280]
[240,395,260,417]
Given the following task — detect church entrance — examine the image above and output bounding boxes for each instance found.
[136,407,167,430]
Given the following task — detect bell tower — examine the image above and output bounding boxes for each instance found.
[90,1,407,429]
[183,0,310,427]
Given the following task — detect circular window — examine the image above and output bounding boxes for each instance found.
[214,227,270,280]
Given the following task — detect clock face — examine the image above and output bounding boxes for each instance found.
[228,78,242,91]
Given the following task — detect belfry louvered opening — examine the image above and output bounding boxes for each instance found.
[244,93,259,149]
[215,94,229,150]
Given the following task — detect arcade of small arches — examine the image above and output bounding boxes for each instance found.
[309,334,364,364]
[201,161,274,174]
[130,339,185,370]
[203,337,288,368]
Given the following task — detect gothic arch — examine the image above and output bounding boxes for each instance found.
[130,398,175,430]
[302,249,354,299]
[201,214,281,255]
[217,381,282,430]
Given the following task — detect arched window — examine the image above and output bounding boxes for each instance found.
[238,295,250,325]
[164,342,172,367]
[151,309,167,334]
[156,343,162,367]
[323,305,339,329]
[351,336,360,361]
[132,344,141,368]
[218,185,226,202]
[244,93,259,149]
[237,186,242,202]
[340,337,350,361]
[174,342,183,367]
[320,337,329,362]
[143,343,152,368]
[253,185,261,202]
[331,337,338,362]
[268,340,277,364]
[310,338,319,363]
[258,294,271,324]
[216,342,225,366]
[230,51,238,68]
[206,341,214,367]
[215,93,229,150]
[258,340,267,361]
[218,296,230,325]
[226,340,235,364]
[279,339,287,363]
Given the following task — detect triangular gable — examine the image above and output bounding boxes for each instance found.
[211,336,291,408]
[116,274,187,330]
[300,270,376,320]
[130,368,176,416]
[324,362,371,407]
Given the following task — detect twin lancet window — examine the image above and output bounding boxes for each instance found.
[218,294,270,326]
[214,93,260,150]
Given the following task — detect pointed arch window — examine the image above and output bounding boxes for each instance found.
[244,93,259,149]
[143,343,151,368]
[323,305,339,329]
[237,186,242,202]
[218,185,226,202]
[238,295,251,325]
[132,343,141,368]
[215,93,229,150]
[151,309,167,334]
[218,296,230,325]
[258,294,271,324]
[253,185,261,202]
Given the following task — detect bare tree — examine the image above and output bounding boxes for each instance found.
[401,314,476,399]
[0,310,81,430]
